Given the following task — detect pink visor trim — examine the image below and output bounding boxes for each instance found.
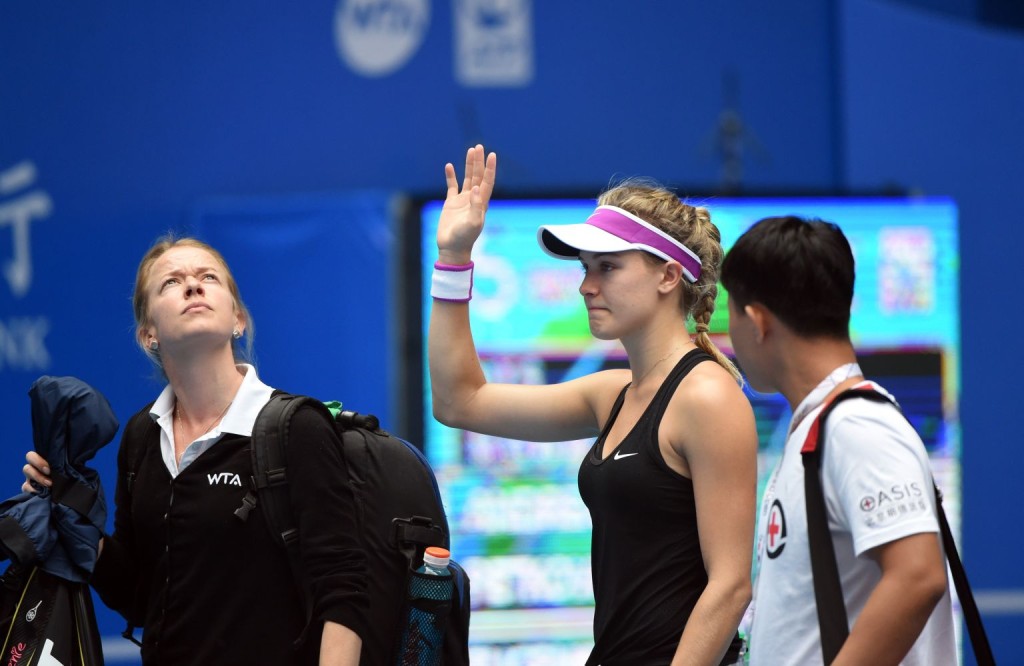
[586,206,702,282]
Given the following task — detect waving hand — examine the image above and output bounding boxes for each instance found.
[437,144,497,265]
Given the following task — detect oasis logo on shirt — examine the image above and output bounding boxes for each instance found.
[861,481,929,529]
[765,499,787,559]
[208,472,242,487]
[858,482,923,511]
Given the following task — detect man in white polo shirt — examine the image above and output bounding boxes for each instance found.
[720,215,956,665]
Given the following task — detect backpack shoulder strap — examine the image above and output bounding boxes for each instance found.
[800,388,877,664]
[238,392,324,548]
[118,404,157,648]
[239,391,335,644]
[801,386,995,666]
[121,404,158,498]
[800,387,890,455]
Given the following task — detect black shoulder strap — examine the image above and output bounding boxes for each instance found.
[801,387,994,665]
[933,478,996,665]
[119,405,158,648]
[239,392,319,548]
[241,392,335,640]
[800,390,858,664]
[649,349,714,419]
[122,405,158,498]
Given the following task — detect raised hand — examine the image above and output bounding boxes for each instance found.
[437,144,497,265]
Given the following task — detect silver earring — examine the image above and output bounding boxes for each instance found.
[149,340,159,352]
[232,329,242,339]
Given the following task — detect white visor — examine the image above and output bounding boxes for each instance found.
[537,205,702,282]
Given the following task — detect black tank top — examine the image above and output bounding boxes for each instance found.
[578,349,742,665]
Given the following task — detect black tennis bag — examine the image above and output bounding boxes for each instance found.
[243,393,470,666]
[0,564,103,665]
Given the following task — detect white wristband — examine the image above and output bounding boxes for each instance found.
[431,261,474,302]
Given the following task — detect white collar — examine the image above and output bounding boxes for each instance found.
[788,362,862,437]
[148,363,274,436]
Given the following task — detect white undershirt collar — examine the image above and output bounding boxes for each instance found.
[787,362,862,437]
[148,364,275,477]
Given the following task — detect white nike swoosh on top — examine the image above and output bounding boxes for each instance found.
[613,451,639,460]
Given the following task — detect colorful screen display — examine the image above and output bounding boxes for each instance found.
[416,197,959,663]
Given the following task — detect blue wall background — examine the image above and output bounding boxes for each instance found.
[2,0,1021,662]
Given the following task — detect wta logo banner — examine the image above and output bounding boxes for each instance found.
[334,0,430,77]
[454,0,533,87]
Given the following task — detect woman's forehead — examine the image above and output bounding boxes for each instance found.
[151,245,221,274]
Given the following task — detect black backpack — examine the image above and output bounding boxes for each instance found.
[241,393,470,666]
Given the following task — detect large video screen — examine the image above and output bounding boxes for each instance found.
[416,197,959,664]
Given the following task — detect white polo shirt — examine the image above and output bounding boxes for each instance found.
[748,377,957,665]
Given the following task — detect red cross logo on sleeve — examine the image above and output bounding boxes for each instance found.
[766,499,787,559]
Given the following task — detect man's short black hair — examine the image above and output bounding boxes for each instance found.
[721,215,854,339]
